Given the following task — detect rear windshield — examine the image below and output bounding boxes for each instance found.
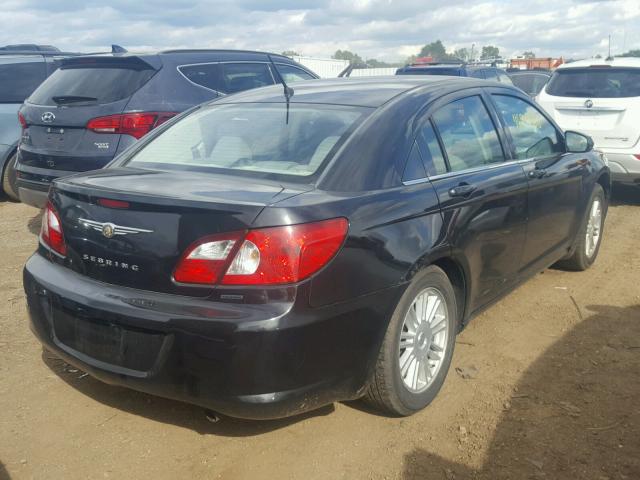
[126,103,369,181]
[28,67,156,106]
[545,67,640,98]
[0,60,47,103]
[397,67,461,76]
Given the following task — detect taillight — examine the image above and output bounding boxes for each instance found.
[41,201,67,256]
[86,112,177,139]
[633,154,640,161]
[18,111,27,130]
[173,218,349,286]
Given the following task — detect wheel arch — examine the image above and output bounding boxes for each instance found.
[596,170,611,200]
[407,252,469,329]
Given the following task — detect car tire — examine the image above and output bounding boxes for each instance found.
[1,152,20,201]
[364,265,458,416]
[556,184,606,271]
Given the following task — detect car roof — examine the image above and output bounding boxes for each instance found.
[212,76,495,108]
[557,57,640,69]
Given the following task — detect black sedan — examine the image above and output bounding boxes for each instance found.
[24,76,610,419]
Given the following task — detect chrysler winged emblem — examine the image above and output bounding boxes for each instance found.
[79,219,153,238]
[584,99,593,109]
[41,112,56,123]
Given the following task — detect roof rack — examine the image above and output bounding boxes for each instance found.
[159,48,288,58]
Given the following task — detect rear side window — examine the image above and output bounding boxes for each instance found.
[432,96,505,172]
[546,68,640,98]
[510,74,550,96]
[0,60,46,103]
[179,63,275,94]
[28,67,155,105]
[275,64,315,83]
[493,95,563,159]
[402,142,427,182]
[417,122,447,176]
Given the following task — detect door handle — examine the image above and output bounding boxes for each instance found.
[528,168,547,179]
[448,184,477,197]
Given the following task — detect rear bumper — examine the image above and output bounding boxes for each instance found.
[17,180,49,208]
[601,152,640,185]
[24,253,401,419]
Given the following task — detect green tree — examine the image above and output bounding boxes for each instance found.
[332,49,367,67]
[281,50,300,57]
[418,40,447,60]
[480,45,500,60]
[523,51,535,59]
[620,49,640,57]
[453,48,469,61]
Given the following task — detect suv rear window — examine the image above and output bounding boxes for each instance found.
[546,67,640,98]
[127,103,369,181]
[0,60,46,103]
[28,67,155,105]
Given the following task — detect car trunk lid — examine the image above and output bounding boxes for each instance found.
[49,168,310,295]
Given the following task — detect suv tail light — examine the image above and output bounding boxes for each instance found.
[86,112,177,139]
[41,201,67,256]
[18,111,27,130]
[173,218,349,286]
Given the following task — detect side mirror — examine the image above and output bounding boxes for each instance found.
[565,131,594,153]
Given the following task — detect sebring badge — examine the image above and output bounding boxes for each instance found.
[41,112,56,123]
[79,218,153,237]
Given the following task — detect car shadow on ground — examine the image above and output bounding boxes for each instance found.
[0,461,10,480]
[41,349,334,437]
[402,304,640,479]
[611,184,640,206]
[27,210,42,236]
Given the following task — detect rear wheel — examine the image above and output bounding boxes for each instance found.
[365,266,457,416]
[556,184,606,271]
[1,152,19,201]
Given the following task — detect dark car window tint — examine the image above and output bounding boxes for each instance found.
[275,64,315,83]
[178,63,222,91]
[546,68,640,98]
[470,70,484,79]
[398,67,462,76]
[28,67,155,105]
[402,142,427,182]
[510,74,550,96]
[493,94,562,159]
[221,63,274,94]
[418,121,447,176]
[484,69,498,80]
[0,61,46,102]
[432,96,504,172]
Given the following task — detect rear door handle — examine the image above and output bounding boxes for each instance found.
[528,168,547,179]
[448,184,477,197]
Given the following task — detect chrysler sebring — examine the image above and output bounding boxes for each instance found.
[24,77,610,419]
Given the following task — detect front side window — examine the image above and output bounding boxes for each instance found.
[127,103,369,181]
[275,64,315,83]
[492,95,563,159]
[432,96,505,172]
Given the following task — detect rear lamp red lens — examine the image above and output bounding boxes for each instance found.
[41,201,67,256]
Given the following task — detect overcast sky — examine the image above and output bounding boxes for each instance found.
[3,0,639,62]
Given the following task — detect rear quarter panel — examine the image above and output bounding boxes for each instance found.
[0,103,21,169]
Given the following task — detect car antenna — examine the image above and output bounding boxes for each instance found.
[268,55,294,124]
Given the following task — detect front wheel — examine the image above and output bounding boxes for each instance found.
[556,183,606,271]
[364,266,458,416]
[1,152,19,201]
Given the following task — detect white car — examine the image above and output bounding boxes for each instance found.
[537,57,640,187]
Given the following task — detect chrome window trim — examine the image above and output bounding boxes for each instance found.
[401,158,530,186]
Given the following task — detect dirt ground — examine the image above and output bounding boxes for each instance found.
[1,188,639,480]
